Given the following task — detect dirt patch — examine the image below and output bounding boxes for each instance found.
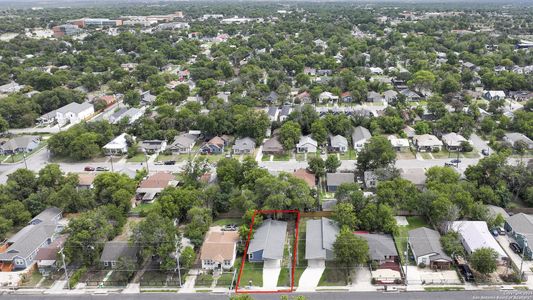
[114,217,143,241]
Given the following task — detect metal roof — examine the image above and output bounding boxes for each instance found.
[248,219,287,260]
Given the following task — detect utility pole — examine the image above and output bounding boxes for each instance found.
[143,149,150,173]
[519,240,528,283]
[22,152,28,169]
[110,155,114,172]
[58,248,70,289]
[174,235,182,287]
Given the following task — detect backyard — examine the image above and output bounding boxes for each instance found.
[394,216,429,265]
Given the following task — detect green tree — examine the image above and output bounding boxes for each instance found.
[334,183,366,210]
[333,227,369,284]
[470,248,498,275]
[440,231,464,257]
[356,136,396,173]
[307,156,325,178]
[279,121,302,150]
[0,216,13,240]
[310,120,327,146]
[325,155,341,173]
[180,246,196,269]
[333,203,358,230]
[0,116,8,133]
[408,70,436,93]
[124,90,141,107]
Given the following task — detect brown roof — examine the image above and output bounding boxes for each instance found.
[35,235,67,261]
[77,173,96,186]
[200,231,239,262]
[292,168,316,188]
[208,136,225,147]
[139,172,176,189]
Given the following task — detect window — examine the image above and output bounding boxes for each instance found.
[249,253,253,259]
[111,262,116,267]
[104,262,108,267]
[15,259,24,265]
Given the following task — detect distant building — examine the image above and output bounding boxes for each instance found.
[326,173,354,192]
[0,136,40,155]
[37,102,94,127]
[102,133,129,156]
[136,172,179,203]
[52,24,81,37]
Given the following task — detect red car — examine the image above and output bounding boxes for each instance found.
[84,166,95,171]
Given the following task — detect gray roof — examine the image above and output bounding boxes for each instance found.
[170,133,196,149]
[30,207,62,225]
[248,219,287,260]
[267,106,278,117]
[280,105,292,116]
[506,213,533,235]
[233,137,256,151]
[140,140,166,151]
[329,135,348,147]
[109,107,128,122]
[326,173,354,186]
[486,205,510,220]
[0,136,39,152]
[265,91,278,102]
[356,233,397,261]
[408,227,451,262]
[504,133,533,146]
[0,223,57,261]
[100,241,139,262]
[305,218,339,260]
[56,101,93,114]
[263,136,283,151]
[351,126,371,143]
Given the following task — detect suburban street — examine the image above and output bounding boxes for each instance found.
[0,290,525,300]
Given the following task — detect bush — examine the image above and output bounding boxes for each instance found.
[418,262,426,268]
[69,266,87,289]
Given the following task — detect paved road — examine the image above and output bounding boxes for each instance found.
[0,290,524,300]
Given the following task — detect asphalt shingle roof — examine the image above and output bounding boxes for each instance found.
[248,219,287,260]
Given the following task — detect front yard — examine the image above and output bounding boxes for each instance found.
[235,259,263,287]
[127,153,148,163]
[318,261,347,286]
[339,148,357,160]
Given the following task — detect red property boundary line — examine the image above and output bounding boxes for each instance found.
[235,209,300,294]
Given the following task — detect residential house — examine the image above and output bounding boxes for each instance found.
[399,168,427,189]
[483,90,506,101]
[102,133,129,156]
[233,137,256,155]
[279,105,292,122]
[139,140,167,154]
[328,135,348,153]
[387,135,410,152]
[247,219,287,263]
[262,136,284,155]
[35,235,67,276]
[318,92,338,103]
[369,67,384,75]
[441,132,467,152]
[77,173,96,190]
[449,221,508,264]
[109,107,143,124]
[266,106,279,123]
[363,170,378,189]
[503,133,533,150]
[140,91,156,105]
[295,91,311,103]
[413,134,443,152]
[326,173,355,192]
[0,207,63,271]
[402,126,416,139]
[135,172,179,203]
[305,218,339,263]
[383,90,398,103]
[408,227,452,270]
[200,136,226,154]
[352,126,372,151]
[0,81,24,94]
[399,89,421,102]
[200,230,239,270]
[303,67,316,76]
[296,135,318,153]
[37,102,94,127]
[504,213,533,260]
[292,168,316,189]
[367,91,384,103]
[168,133,198,154]
[486,205,510,220]
[317,69,332,76]
[100,241,139,268]
[355,233,401,283]
[265,91,278,103]
[341,92,353,102]
[0,136,40,155]
[508,91,533,102]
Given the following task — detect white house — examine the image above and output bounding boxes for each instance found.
[413,134,443,152]
[483,90,506,101]
[102,133,129,155]
[448,221,508,264]
[329,135,348,153]
[37,102,94,127]
[351,126,372,151]
[387,135,410,151]
[441,132,467,152]
[319,92,339,103]
[296,135,318,153]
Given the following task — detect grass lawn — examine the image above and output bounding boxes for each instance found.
[396,151,416,160]
[272,153,290,161]
[139,271,169,286]
[394,216,429,265]
[236,259,263,287]
[213,218,242,226]
[130,202,155,215]
[203,154,225,163]
[318,262,347,286]
[420,152,433,160]
[339,148,356,160]
[194,273,214,287]
[155,154,189,162]
[431,149,454,159]
[128,153,148,163]
[462,151,480,158]
[8,141,48,163]
[261,154,273,161]
[216,272,235,287]
[295,153,306,161]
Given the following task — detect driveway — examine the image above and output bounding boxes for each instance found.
[297,259,325,291]
[350,266,374,291]
[403,265,461,285]
[263,259,281,289]
[469,133,493,155]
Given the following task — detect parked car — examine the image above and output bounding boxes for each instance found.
[221,224,237,231]
[458,265,474,282]
[498,227,506,235]
[96,166,109,171]
[164,160,176,165]
[482,149,489,156]
[444,162,455,167]
[84,166,95,171]
[451,159,461,164]
[154,161,163,165]
[491,228,499,237]
[510,242,522,254]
